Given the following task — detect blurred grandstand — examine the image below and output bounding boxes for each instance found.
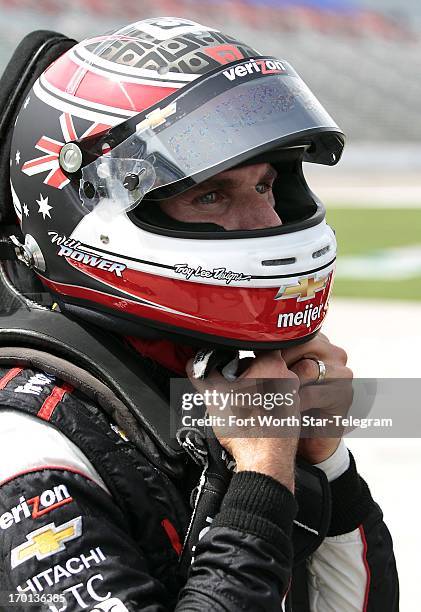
[1,0,421,142]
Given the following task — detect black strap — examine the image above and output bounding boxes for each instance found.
[0,346,186,478]
[289,561,310,611]
[0,239,16,261]
[177,429,332,574]
[0,308,186,455]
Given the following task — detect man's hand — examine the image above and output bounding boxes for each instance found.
[187,351,300,493]
[282,333,353,464]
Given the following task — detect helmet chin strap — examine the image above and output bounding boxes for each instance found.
[191,348,240,380]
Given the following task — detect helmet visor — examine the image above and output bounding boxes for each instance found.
[78,56,344,217]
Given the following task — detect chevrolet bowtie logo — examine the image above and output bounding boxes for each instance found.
[11,516,82,568]
[275,274,330,301]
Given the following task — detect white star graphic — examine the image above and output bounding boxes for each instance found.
[23,96,31,109]
[15,150,21,165]
[36,194,52,220]
[23,203,29,217]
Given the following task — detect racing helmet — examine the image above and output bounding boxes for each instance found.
[9,17,344,349]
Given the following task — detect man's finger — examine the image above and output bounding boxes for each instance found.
[283,338,348,368]
[289,358,325,384]
[299,374,354,416]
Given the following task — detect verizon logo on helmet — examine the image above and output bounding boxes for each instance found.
[0,484,73,531]
[223,59,287,81]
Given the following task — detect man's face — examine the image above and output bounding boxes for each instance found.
[159,163,282,230]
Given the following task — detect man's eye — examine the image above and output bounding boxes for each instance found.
[197,192,218,205]
[255,183,271,194]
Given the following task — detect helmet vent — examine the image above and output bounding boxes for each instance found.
[312,245,330,259]
[262,257,296,266]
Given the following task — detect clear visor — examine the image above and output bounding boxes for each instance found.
[78,57,343,218]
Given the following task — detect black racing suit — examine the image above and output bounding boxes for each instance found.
[0,254,399,612]
[0,356,399,612]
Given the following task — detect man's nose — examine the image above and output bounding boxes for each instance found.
[239,195,282,230]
